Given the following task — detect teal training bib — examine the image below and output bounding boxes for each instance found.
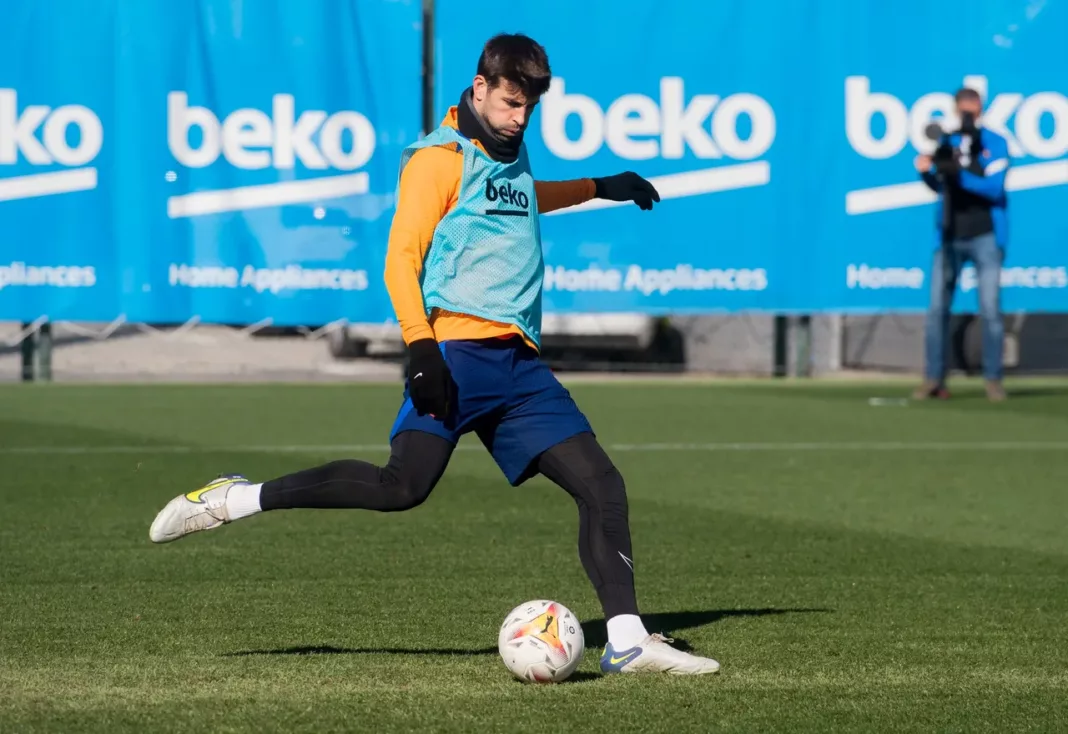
[398,126,544,348]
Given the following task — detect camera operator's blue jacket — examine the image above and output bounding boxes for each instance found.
[919,127,1010,248]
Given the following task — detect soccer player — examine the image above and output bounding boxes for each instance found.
[150,33,720,676]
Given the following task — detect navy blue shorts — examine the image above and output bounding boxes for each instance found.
[389,337,593,486]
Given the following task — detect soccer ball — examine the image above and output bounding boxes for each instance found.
[498,599,585,683]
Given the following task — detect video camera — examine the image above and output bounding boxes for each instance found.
[924,111,980,178]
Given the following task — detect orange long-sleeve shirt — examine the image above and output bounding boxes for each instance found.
[383,107,596,349]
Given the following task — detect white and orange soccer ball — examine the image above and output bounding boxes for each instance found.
[498,599,585,683]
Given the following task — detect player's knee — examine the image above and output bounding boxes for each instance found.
[377,432,451,511]
[377,465,437,511]
[386,474,435,511]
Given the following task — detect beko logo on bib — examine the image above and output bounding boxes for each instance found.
[844,75,1068,215]
[484,178,530,214]
[165,92,376,218]
[540,78,775,215]
[0,88,102,202]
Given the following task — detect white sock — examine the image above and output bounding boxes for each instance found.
[225,482,262,520]
[606,614,649,650]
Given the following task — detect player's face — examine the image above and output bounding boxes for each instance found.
[472,75,540,140]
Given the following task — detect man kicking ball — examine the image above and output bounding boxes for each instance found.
[150,32,720,676]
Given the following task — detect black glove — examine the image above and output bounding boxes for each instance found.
[593,171,661,210]
[407,338,456,418]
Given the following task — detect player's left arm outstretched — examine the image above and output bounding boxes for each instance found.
[534,172,661,214]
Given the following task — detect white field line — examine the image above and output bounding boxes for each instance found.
[4,440,1068,455]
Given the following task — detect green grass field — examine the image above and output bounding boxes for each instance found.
[2,379,1067,732]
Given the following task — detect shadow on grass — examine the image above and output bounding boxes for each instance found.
[223,607,832,659]
[581,607,832,651]
[224,645,498,657]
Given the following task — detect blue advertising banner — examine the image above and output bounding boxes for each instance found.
[434,0,1068,314]
[0,0,421,324]
[2,0,1065,324]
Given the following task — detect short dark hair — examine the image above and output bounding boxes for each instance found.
[476,33,551,99]
[955,87,982,105]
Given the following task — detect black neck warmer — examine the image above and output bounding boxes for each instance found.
[456,86,522,163]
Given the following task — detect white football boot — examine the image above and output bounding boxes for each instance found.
[600,633,721,675]
[149,474,250,543]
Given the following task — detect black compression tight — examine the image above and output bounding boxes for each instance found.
[259,431,453,512]
[535,432,640,619]
[258,430,639,619]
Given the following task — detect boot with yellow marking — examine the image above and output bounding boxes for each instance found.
[149,474,252,543]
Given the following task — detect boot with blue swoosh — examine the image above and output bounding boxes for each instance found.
[149,474,250,543]
[600,633,721,675]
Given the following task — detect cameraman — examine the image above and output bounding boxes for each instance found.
[912,87,1010,402]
